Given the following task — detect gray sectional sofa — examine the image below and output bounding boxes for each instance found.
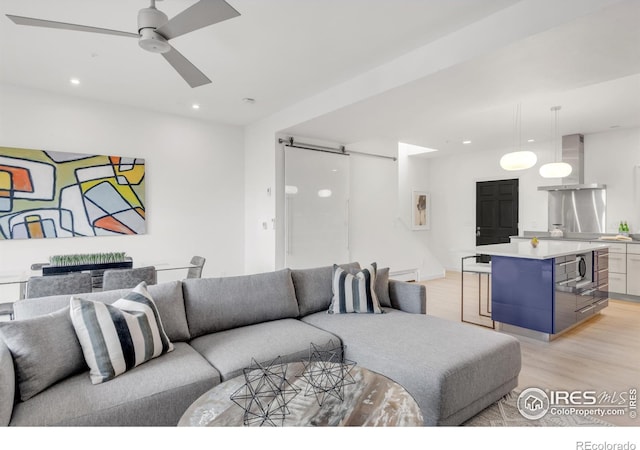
[0,263,521,426]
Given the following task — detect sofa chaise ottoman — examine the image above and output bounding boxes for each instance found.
[292,265,522,426]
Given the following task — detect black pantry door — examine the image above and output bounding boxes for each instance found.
[476,179,519,262]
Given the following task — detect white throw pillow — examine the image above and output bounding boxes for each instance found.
[69,282,174,384]
[329,263,383,314]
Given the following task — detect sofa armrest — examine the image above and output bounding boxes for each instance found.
[0,338,15,426]
[389,280,426,314]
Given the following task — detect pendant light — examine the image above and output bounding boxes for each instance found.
[539,105,572,178]
[500,103,537,171]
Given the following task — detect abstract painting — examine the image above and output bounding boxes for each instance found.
[0,146,145,240]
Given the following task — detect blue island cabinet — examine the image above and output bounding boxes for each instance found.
[491,256,556,334]
[474,241,609,340]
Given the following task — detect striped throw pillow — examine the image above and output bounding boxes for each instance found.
[69,282,174,384]
[329,263,383,314]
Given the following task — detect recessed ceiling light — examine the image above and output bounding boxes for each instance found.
[70,78,80,85]
[191,103,200,110]
[242,97,256,104]
[527,139,535,143]
[462,140,472,145]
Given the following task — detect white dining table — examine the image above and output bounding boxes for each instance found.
[0,271,32,301]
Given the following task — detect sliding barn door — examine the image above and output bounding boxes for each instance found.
[284,146,350,269]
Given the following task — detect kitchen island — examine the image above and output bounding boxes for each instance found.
[475,241,610,341]
[511,234,640,299]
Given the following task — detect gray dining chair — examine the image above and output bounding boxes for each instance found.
[187,256,206,279]
[102,266,157,291]
[0,302,14,320]
[26,272,93,298]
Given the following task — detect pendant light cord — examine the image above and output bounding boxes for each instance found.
[513,102,523,152]
[552,105,561,162]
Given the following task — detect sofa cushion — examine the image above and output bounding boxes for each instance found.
[0,339,16,426]
[375,267,392,308]
[329,263,382,314]
[291,262,361,316]
[189,318,341,381]
[13,281,191,342]
[0,307,87,401]
[8,342,219,426]
[302,308,521,425]
[183,269,299,338]
[70,282,174,384]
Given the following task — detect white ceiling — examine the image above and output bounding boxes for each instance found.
[1,0,639,157]
[284,0,640,155]
[0,0,518,125]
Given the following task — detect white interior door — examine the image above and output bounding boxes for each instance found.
[284,146,350,269]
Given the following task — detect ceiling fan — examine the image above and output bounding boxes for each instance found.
[6,0,240,88]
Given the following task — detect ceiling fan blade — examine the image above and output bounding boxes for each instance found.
[161,45,211,88]
[6,14,138,38]
[155,0,240,41]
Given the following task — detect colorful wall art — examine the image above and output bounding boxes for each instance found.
[0,147,145,240]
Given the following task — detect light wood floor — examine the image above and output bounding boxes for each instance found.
[420,271,640,426]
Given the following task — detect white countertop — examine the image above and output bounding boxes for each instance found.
[511,235,640,244]
[474,241,609,259]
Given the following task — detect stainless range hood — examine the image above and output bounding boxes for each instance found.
[538,183,605,191]
[538,134,606,191]
[538,134,607,233]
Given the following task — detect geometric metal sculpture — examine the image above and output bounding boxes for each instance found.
[298,341,357,406]
[229,357,300,426]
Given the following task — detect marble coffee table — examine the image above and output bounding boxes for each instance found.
[178,361,423,426]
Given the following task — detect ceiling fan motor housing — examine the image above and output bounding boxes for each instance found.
[137,7,170,54]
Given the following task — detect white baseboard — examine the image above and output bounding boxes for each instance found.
[390,269,446,282]
[419,270,446,281]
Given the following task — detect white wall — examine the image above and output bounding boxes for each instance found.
[274,136,445,279]
[275,129,636,279]
[348,139,444,280]
[584,127,640,233]
[427,145,554,271]
[243,0,617,274]
[0,84,245,298]
[244,122,279,274]
[426,127,640,271]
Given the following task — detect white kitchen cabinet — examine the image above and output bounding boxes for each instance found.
[606,242,629,253]
[627,250,640,296]
[608,252,627,274]
[591,241,627,295]
[609,272,628,295]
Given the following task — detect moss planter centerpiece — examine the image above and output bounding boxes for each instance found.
[43,252,132,275]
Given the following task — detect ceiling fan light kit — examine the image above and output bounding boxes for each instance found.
[138,5,171,54]
[6,0,241,88]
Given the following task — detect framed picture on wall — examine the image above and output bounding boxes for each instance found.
[412,190,430,230]
[0,146,146,240]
